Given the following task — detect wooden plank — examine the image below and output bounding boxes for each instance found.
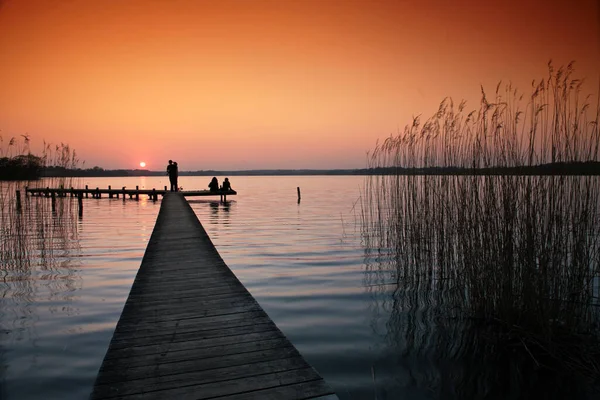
[95,347,301,385]
[105,311,267,334]
[111,312,271,339]
[119,295,254,313]
[102,331,286,361]
[123,289,249,306]
[126,278,239,292]
[93,357,311,398]
[111,303,263,324]
[222,381,338,400]
[106,323,278,350]
[107,368,322,400]
[99,337,291,370]
[125,286,246,301]
[109,317,275,345]
[130,271,234,283]
[91,193,336,399]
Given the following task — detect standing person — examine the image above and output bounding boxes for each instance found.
[172,162,179,192]
[167,160,177,192]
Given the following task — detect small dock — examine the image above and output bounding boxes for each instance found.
[25,186,236,201]
[90,193,337,399]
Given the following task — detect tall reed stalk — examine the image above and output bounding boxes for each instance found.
[362,62,600,377]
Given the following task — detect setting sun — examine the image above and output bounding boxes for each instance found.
[139,162,146,168]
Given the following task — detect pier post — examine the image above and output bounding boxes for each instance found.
[297,187,301,204]
[70,187,75,197]
[152,188,157,201]
[78,192,83,218]
[108,185,112,198]
[122,187,126,201]
[85,185,89,198]
[135,186,139,200]
[96,187,100,198]
[16,190,22,212]
[45,187,50,197]
[51,191,56,212]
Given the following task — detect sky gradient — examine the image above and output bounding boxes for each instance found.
[1,0,599,170]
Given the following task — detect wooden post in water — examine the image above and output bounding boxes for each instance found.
[16,190,22,212]
[108,185,112,198]
[152,188,157,201]
[135,185,139,200]
[297,186,301,204]
[45,187,50,197]
[85,185,89,198]
[78,192,83,218]
[51,191,56,212]
[96,187,100,198]
[122,186,126,201]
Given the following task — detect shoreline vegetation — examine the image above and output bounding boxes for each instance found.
[362,62,600,389]
[0,138,79,181]
[35,160,600,177]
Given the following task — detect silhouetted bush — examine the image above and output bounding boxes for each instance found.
[0,154,43,180]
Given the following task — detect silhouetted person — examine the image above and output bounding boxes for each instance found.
[208,177,219,192]
[167,160,178,192]
[221,177,232,191]
[172,162,179,191]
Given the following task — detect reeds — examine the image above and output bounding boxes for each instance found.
[362,62,600,379]
[0,136,81,272]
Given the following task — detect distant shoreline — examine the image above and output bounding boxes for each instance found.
[38,161,600,177]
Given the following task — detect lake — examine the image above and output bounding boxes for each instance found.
[0,175,597,399]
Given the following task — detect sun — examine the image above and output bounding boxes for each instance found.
[139,161,146,168]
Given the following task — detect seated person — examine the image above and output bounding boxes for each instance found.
[208,177,219,192]
[221,177,232,191]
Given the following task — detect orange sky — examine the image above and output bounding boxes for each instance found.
[0,0,599,170]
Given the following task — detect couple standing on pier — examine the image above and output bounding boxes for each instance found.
[166,160,178,191]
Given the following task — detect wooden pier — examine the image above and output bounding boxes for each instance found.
[25,186,236,201]
[90,193,337,400]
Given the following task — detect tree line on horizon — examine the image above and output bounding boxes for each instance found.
[1,160,593,179]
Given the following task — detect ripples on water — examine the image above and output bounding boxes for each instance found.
[1,181,161,400]
[1,176,597,399]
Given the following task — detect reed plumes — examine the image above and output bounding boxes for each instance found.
[0,137,81,269]
[362,63,600,380]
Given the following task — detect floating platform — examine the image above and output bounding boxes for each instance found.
[89,193,337,399]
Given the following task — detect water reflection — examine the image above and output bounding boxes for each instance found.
[365,254,598,398]
[209,201,219,221]
[222,201,231,213]
[1,182,82,397]
[188,199,235,226]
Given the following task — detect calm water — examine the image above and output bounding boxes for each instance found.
[0,176,596,399]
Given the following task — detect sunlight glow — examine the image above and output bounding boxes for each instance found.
[139,161,146,168]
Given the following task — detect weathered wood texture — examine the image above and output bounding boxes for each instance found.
[90,193,336,399]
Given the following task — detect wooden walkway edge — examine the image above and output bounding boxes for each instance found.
[26,187,236,201]
[90,193,337,400]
